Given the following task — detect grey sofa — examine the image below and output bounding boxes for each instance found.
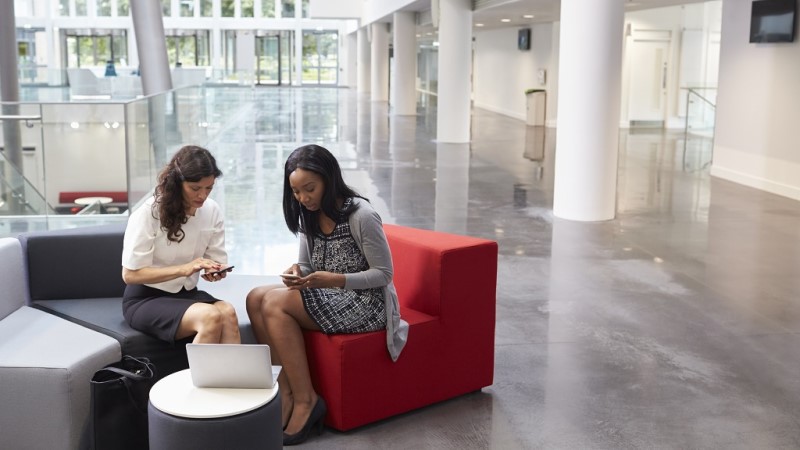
[0,237,121,450]
[18,224,263,373]
[19,223,195,377]
[2,223,267,449]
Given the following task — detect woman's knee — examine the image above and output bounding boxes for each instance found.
[246,287,265,315]
[215,301,239,325]
[198,306,223,331]
[261,290,288,317]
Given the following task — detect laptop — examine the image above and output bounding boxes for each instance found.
[186,343,278,389]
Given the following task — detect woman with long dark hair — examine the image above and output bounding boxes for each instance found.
[121,145,240,345]
[246,144,408,446]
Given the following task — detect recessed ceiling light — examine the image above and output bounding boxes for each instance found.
[475,23,484,27]
[501,18,511,23]
[523,14,534,19]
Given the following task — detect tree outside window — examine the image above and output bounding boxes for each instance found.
[261,0,275,18]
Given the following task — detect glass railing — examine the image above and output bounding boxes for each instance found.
[685,87,716,137]
[124,86,217,207]
[0,85,226,237]
[0,103,50,215]
[2,83,265,236]
[682,87,716,172]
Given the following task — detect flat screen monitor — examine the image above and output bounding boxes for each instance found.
[518,28,531,50]
[750,0,797,43]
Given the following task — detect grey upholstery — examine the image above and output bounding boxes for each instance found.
[0,238,25,320]
[0,238,121,450]
[20,223,127,302]
[148,397,282,450]
[19,224,192,378]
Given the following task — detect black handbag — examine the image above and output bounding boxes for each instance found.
[90,355,156,450]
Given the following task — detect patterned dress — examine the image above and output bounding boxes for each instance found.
[301,199,387,334]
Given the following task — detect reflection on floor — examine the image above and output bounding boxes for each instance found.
[202,87,800,449]
[201,87,800,449]
[44,85,800,448]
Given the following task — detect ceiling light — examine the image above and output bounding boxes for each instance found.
[501,18,511,23]
[523,14,534,19]
[475,23,484,27]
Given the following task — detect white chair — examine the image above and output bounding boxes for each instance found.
[66,68,111,97]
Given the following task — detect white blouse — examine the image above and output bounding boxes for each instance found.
[122,197,227,293]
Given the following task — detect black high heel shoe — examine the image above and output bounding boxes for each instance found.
[283,397,327,446]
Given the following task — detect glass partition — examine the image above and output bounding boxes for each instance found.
[1,85,253,237]
[682,87,716,172]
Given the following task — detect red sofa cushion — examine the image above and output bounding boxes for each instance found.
[59,191,128,203]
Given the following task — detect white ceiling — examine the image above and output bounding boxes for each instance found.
[402,0,712,35]
[471,0,710,30]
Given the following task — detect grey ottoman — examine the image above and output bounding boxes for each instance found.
[148,369,282,450]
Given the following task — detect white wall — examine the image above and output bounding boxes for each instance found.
[309,0,361,19]
[472,23,558,125]
[712,0,800,201]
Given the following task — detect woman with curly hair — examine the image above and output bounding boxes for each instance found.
[121,145,240,345]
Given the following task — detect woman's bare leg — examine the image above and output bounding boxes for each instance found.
[212,300,241,344]
[175,303,223,343]
[262,288,321,436]
[247,284,294,427]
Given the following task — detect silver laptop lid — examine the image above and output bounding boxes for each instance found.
[186,343,273,389]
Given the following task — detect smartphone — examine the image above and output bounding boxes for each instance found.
[280,273,301,280]
[208,265,234,275]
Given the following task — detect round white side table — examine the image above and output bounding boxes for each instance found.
[148,369,282,449]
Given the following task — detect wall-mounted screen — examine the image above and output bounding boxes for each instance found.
[750,0,797,43]
[518,28,531,50]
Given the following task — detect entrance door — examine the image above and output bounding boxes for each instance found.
[256,34,281,85]
[628,30,671,125]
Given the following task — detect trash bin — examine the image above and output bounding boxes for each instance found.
[525,89,546,126]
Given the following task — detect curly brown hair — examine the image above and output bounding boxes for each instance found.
[153,145,222,242]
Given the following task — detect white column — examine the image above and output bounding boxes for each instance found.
[370,22,389,101]
[553,0,624,221]
[391,11,417,115]
[357,27,370,93]
[130,0,172,94]
[345,31,357,88]
[436,0,472,143]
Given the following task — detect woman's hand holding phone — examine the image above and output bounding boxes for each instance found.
[201,264,233,282]
[281,265,304,288]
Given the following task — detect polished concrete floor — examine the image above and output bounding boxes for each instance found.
[195,87,800,449]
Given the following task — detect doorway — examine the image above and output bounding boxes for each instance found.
[256,34,281,85]
[628,30,671,126]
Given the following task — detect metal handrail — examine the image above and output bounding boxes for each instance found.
[686,88,716,108]
[0,114,43,128]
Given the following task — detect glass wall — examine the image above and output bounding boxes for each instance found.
[256,30,293,85]
[16,27,47,84]
[302,30,338,85]
[64,29,128,68]
[165,30,211,67]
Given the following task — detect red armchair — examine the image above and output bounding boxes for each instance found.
[303,224,498,431]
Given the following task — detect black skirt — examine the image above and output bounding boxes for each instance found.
[122,284,218,343]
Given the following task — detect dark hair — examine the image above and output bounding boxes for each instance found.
[283,144,364,237]
[153,145,222,242]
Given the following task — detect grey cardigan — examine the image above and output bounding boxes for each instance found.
[297,198,409,361]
